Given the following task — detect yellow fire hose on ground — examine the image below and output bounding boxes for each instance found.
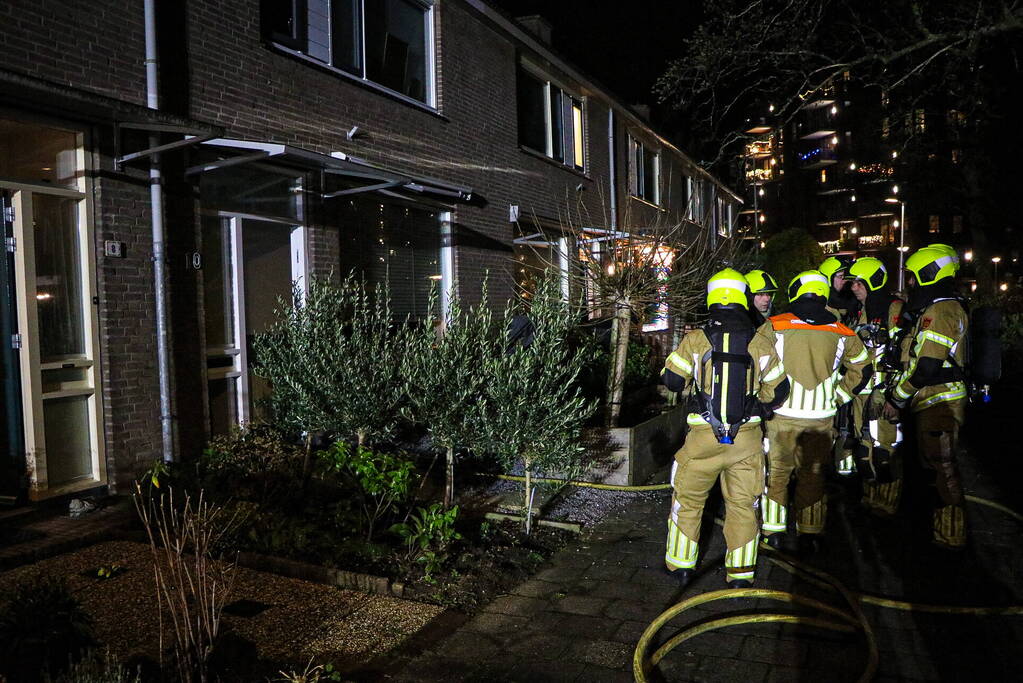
[494,474,1023,680]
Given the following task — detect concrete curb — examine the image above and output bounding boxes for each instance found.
[235,551,404,598]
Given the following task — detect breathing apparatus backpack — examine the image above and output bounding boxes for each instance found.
[691,319,759,444]
[881,299,1001,403]
[960,304,1002,403]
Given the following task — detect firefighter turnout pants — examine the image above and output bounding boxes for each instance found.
[666,425,763,583]
[917,399,967,548]
[835,394,864,476]
[763,415,833,537]
[860,389,904,516]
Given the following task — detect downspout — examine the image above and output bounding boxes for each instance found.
[607,108,617,231]
[144,0,175,462]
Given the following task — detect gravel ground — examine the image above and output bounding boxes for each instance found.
[460,474,668,528]
[0,541,443,670]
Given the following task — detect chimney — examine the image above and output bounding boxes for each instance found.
[516,15,553,45]
[631,104,651,122]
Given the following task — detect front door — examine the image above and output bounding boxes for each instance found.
[203,214,305,433]
[0,192,25,502]
[1,185,105,498]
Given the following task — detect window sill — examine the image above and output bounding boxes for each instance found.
[267,43,449,121]
[628,195,664,210]
[518,146,591,180]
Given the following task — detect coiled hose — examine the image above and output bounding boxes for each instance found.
[494,474,1023,680]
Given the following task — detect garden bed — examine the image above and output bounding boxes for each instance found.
[0,541,444,680]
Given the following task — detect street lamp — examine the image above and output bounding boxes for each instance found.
[886,196,907,290]
[992,256,1002,284]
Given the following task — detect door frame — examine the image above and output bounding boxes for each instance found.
[204,211,307,430]
[1,169,106,499]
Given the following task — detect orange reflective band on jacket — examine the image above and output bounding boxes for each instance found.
[769,312,855,336]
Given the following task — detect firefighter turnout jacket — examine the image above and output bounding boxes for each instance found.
[890,298,968,416]
[661,307,789,584]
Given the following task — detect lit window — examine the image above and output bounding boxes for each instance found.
[262,0,435,105]
[915,109,926,133]
[572,101,585,170]
[820,169,827,183]
[629,135,660,204]
[517,64,585,169]
[929,215,940,233]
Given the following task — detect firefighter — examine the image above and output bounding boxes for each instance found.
[819,255,858,324]
[846,257,905,514]
[761,271,871,552]
[885,246,968,548]
[821,255,861,476]
[661,269,789,587]
[746,269,779,326]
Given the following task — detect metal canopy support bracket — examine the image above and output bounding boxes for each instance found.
[185,151,270,176]
[321,180,405,199]
[115,133,215,169]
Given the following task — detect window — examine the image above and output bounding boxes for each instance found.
[517,64,585,169]
[914,109,926,133]
[332,197,440,318]
[263,0,434,105]
[929,215,940,234]
[629,135,660,204]
[716,198,732,238]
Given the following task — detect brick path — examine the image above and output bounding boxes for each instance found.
[0,500,134,570]
[384,447,1023,682]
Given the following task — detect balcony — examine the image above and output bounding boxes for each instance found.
[799,140,839,169]
[797,107,839,140]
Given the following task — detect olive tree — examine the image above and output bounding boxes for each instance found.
[402,284,498,507]
[253,274,409,476]
[480,276,595,533]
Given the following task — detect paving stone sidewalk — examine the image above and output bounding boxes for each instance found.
[383,449,1023,683]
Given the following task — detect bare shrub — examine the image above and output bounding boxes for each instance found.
[133,486,238,683]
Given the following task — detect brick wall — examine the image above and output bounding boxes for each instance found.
[0,0,147,106]
[2,0,735,489]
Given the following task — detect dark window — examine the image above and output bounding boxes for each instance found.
[365,0,428,101]
[263,0,432,104]
[516,64,584,168]
[630,136,659,204]
[549,87,564,163]
[331,0,362,73]
[517,69,547,153]
[262,0,308,50]
[333,198,440,318]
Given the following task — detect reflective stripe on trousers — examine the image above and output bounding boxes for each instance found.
[665,519,699,569]
[761,494,787,533]
[725,535,759,582]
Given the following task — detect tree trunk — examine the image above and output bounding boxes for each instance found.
[606,297,632,426]
[300,432,314,495]
[302,432,313,479]
[523,467,533,535]
[357,431,367,448]
[443,446,455,508]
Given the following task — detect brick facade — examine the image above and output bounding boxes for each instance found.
[0,0,739,496]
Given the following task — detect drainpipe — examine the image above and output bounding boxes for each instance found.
[607,108,617,231]
[144,0,175,462]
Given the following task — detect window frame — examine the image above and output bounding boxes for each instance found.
[517,61,586,171]
[628,134,660,205]
[264,0,438,109]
